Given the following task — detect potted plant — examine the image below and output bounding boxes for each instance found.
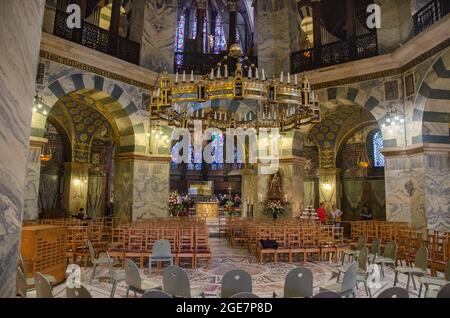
[264,200,285,220]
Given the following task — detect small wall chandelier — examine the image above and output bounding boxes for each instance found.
[357,109,370,169]
[149,44,321,132]
[40,142,52,162]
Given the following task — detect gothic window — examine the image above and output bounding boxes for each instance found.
[175,13,186,52]
[372,130,385,167]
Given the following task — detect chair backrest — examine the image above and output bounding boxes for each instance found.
[356,236,367,250]
[341,262,358,293]
[221,269,252,298]
[377,287,409,298]
[16,267,27,298]
[358,247,369,272]
[35,272,53,298]
[106,252,115,278]
[437,283,450,298]
[383,240,397,260]
[142,290,172,298]
[66,285,92,298]
[312,291,341,298]
[87,239,96,260]
[230,292,259,298]
[284,267,314,298]
[370,238,381,255]
[414,246,428,270]
[152,240,172,258]
[163,265,191,298]
[125,259,142,289]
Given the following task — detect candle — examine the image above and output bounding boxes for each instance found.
[248,68,252,79]
[210,69,214,80]
[259,194,263,203]
[190,71,194,83]
[262,69,266,81]
[182,71,186,83]
[239,113,242,121]
[287,73,291,84]
[201,109,204,118]
[285,194,288,203]
[255,68,259,80]
[225,65,228,78]
[217,67,221,78]
[280,71,284,83]
[295,74,298,86]
[175,72,179,84]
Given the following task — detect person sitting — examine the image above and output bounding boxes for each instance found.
[361,204,372,221]
[317,202,327,224]
[76,208,87,220]
[331,204,343,227]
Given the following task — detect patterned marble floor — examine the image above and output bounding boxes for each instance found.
[28,239,439,298]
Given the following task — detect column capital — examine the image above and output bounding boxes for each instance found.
[279,156,307,165]
[382,143,450,158]
[29,136,48,149]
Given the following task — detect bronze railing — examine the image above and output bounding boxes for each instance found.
[53,10,140,65]
[413,0,450,35]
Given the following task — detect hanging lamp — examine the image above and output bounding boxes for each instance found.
[357,109,370,169]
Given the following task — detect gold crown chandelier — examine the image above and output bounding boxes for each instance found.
[149,44,321,132]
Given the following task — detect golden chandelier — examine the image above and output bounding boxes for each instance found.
[149,45,321,132]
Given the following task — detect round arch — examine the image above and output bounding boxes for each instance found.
[32,73,147,154]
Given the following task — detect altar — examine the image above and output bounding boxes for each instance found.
[195,202,220,218]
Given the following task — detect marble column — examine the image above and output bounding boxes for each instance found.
[0,0,45,298]
[375,0,413,54]
[318,168,342,211]
[256,0,300,76]
[23,137,48,220]
[62,162,90,214]
[384,145,450,231]
[114,154,171,222]
[139,0,178,73]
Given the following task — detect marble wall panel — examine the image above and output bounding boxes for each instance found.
[23,148,42,220]
[0,0,45,298]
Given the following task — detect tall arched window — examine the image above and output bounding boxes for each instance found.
[214,15,227,53]
[175,13,186,66]
[372,130,385,167]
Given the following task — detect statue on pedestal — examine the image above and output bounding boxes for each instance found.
[269,172,283,200]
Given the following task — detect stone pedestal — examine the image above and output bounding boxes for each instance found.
[318,168,342,211]
[0,0,45,298]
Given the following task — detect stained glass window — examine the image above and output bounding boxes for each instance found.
[373,130,385,167]
[214,15,227,53]
[175,13,186,66]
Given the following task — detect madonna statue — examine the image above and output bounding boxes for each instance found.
[269,172,283,200]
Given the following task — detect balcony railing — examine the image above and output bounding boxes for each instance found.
[53,10,140,65]
[291,31,378,73]
[174,52,257,76]
[413,0,450,35]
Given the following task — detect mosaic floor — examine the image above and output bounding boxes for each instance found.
[26,239,441,298]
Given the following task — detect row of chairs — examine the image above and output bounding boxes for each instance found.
[107,225,212,269]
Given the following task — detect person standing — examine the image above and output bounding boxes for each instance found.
[331,204,343,227]
[317,202,327,224]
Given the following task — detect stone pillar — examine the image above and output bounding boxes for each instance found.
[23,137,48,220]
[195,0,207,53]
[114,154,171,222]
[228,0,238,48]
[257,0,300,76]
[375,0,413,54]
[62,162,90,214]
[318,168,341,211]
[138,0,178,72]
[0,0,45,298]
[279,157,305,218]
[384,145,450,231]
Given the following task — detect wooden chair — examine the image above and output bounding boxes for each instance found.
[177,228,195,268]
[108,227,126,268]
[287,227,303,262]
[274,228,290,262]
[256,227,277,263]
[194,227,212,269]
[301,227,321,262]
[125,228,145,268]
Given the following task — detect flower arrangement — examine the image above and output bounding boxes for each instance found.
[168,190,184,216]
[224,200,235,213]
[264,200,285,219]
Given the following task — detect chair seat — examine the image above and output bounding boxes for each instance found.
[192,289,205,298]
[110,270,126,281]
[320,283,342,293]
[93,254,110,265]
[150,256,173,261]
[140,279,162,291]
[396,266,427,274]
[375,257,395,264]
[26,274,56,287]
[343,250,359,256]
[418,276,447,286]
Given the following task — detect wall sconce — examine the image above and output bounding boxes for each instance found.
[322,182,332,191]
